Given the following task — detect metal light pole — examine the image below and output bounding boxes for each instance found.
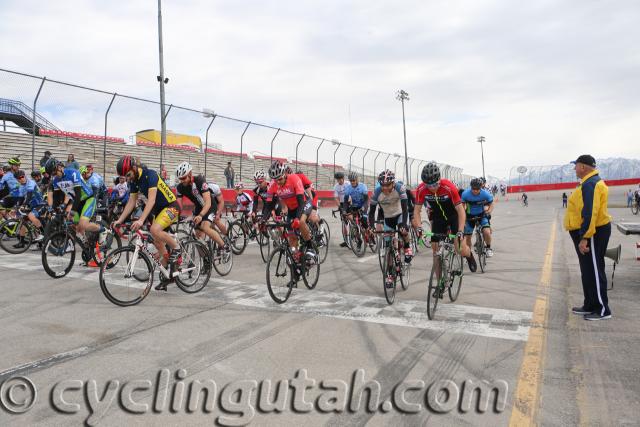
[477,136,486,179]
[396,90,410,189]
[157,0,169,171]
[203,112,216,179]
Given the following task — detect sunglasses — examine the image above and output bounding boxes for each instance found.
[178,176,189,181]
[426,182,439,188]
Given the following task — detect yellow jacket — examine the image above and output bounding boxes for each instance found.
[564,170,612,238]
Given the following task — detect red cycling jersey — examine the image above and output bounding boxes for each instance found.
[268,173,306,210]
[296,172,318,207]
[415,178,461,220]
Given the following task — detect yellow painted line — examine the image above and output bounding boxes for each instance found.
[509,217,556,427]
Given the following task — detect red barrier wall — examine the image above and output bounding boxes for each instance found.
[508,177,640,193]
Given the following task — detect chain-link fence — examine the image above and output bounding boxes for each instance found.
[507,160,640,188]
[0,67,468,190]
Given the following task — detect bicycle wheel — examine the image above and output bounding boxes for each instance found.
[314,219,330,264]
[175,239,211,293]
[399,249,410,291]
[211,238,233,276]
[228,221,247,255]
[448,251,464,302]
[350,223,366,257]
[258,230,270,263]
[266,248,294,303]
[302,247,320,290]
[427,257,443,320]
[0,219,33,254]
[100,246,153,306]
[42,230,76,278]
[382,245,397,304]
[632,201,639,215]
[378,236,388,272]
[475,233,486,273]
[367,229,379,254]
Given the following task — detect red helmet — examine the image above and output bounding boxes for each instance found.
[116,156,137,176]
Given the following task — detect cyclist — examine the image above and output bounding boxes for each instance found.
[287,165,320,225]
[234,182,254,214]
[13,170,45,248]
[45,158,105,247]
[413,162,474,274]
[368,170,413,287]
[522,192,529,207]
[264,160,315,258]
[251,170,275,218]
[461,177,494,258]
[175,161,228,253]
[112,156,181,291]
[333,171,349,247]
[83,164,107,207]
[0,157,24,216]
[343,171,369,228]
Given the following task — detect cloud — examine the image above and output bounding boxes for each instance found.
[1,0,639,178]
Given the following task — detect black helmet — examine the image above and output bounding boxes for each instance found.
[348,171,359,181]
[44,158,62,175]
[334,172,344,180]
[14,169,26,179]
[31,170,42,178]
[470,178,482,189]
[421,162,441,185]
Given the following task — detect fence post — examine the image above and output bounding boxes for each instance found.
[269,128,281,163]
[333,142,342,178]
[103,93,117,177]
[384,153,392,171]
[348,146,357,173]
[361,149,370,181]
[407,158,415,187]
[315,138,325,186]
[204,114,217,179]
[373,151,381,188]
[294,134,306,166]
[31,77,46,171]
[239,122,251,182]
[393,156,400,176]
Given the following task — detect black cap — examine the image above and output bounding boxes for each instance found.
[571,154,596,168]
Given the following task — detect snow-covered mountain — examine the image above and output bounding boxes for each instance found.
[507,158,640,185]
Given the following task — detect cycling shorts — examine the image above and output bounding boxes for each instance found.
[152,202,181,230]
[464,216,490,235]
[73,197,96,223]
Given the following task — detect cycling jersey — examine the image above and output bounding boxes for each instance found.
[370,182,407,218]
[0,172,21,197]
[267,174,306,212]
[461,188,493,216]
[236,192,253,212]
[334,182,347,201]
[415,179,461,221]
[344,182,368,209]
[113,183,129,199]
[176,175,210,211]
[129,167,176,213]
[50,168,93,199]
[18,178,44,209]
[87,172,106,196]
[296,173,318,208]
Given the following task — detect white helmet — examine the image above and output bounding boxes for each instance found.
[176,161,192,178]
[254,170,266,182]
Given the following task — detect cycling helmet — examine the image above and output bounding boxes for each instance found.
[378,169,395,184]
[348,171,359,181]
[234,182,245,190]
[284,165,293,175]
[116,155,137,176]
[334,172,345,180]
[175,161,192,178]
[79,165,88,174]
[421,162,441,185]
[44,158,62,175]
[470,178,482,189]
[2,165,10,172]
[253,170,266,182]
[39,166,46,174]
[14,169,25,179]
[268,161,286,180]
[7,157,21,166]
[31,170,41,178]
[479,176,487,185]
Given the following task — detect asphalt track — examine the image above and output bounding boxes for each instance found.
[0,188,639,426]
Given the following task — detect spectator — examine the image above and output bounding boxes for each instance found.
[564,154,612,321]
[161,164,168,181]
[562,192,568,208]
[39,150,52,167]
[224,161,235,188]
[66,154,79,170]
[627,189,633,207]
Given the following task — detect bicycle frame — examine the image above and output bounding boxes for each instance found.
[127,230,197,279]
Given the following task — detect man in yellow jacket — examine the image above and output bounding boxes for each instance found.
[564,154,612,320]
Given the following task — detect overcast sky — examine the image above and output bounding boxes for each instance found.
[2,0,639,177]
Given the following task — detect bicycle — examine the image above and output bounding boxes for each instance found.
[0,205,46,254]
[332,208,350,249]
[186,220,234,276]
[631,196,639,215]
[308,216,330,264]
[344,209,378,258]
[374,225,411,305]
[522,198,529,207]
[41,215,122,278]
[264,220,320,304]
[227,209,270,257]
[425,232,464,320]
[99,222,211,306]
[469,215,489,273]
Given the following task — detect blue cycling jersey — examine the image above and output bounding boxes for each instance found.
[461,188,493,216]
[0,172,20,197]
[87,172,105,192]
[18,178,44,208]
[344,182,368,208]
[51,168,93,200]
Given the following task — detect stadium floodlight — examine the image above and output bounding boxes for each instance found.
[202,108,215,118]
